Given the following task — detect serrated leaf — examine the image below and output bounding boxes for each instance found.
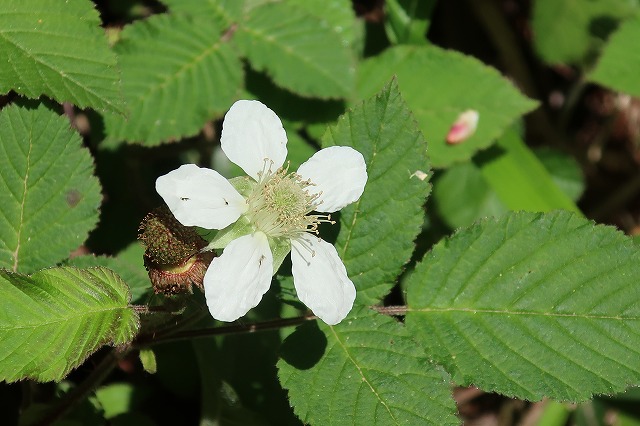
[357,46,538,168]
[161,0,244,29]
[103,14,242,145]
[235,1,354,99]
[322,79,431,303]
[285,0,357,49]
[406,210,640,401]
[0,0,124,113]
[0,267,139,382]
[590,16,640,98]
[67,242,150,303]
[532,0,637,65]
[0,104,101,274]
[278,307,458,426]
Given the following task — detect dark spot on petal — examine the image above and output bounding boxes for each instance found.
[66,189,82,207]
[181,197,189,201]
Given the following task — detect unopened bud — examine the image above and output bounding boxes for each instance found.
[446,110,479,144]
[138,206,214,295]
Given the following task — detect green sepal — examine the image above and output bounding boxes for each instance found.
[270,237,292,274]
[228,175,255,197]
[205,216,254,250]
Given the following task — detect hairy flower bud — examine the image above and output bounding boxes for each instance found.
[138,206,214,295]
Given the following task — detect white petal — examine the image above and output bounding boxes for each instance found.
[296,146,367,213]
[290,234,356,325]
[156,164,247,229]
[204,232,273,322]
[220,100,288,180]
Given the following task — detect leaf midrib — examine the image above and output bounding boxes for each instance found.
[411,306,640,321]
[328,325,400,425]
[240,13,348,93]
[0,305,130,330]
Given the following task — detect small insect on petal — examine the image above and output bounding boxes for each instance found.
[446,109,479,144]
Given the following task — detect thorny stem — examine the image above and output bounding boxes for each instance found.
[132,305,410,348]
[133,314,318,348]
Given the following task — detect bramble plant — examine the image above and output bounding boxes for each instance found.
[1,1,640,425]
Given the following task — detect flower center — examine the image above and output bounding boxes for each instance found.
[246,162,333,239]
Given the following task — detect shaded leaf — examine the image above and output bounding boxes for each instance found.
[322,79,431,303]
[0,267,139,382]
[433,161,507,229]
[534,147,585,202]
[103,14,242,145]
[278,307,458,425]
[0,0,124,113]
[590,16,640,98]
[532,0,636,65]
[406,210,640,401]
[0,104,101,274]
[357,46,538,168]
[384,0,435,45]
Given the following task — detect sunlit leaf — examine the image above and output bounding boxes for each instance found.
[278,307,458,425]
[235,1,354,99]
[0,0,124,113]
[357,46,537,168]
[0,267,139,382]
[323,79,431,302]
[407,210,640,401]
[103,14,242,145]
[0,104,101,273]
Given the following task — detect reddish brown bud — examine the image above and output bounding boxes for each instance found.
[138,206,215,295]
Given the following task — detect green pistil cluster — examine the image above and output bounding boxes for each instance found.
[246,167,333,239]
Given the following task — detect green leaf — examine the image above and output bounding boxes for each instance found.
[235,1,354,99]
[384,0,435,45]
[278,307,458,425]
[357,45,538,168]
[534,147,585,202]
[285,0,358,50]
[161,0,244,29]
[590,16,640,98]
[433,161,507,229]
[477,127,581,214]
[103,14,242,145]
[532,0,637,65]
[0,104,101,274]
[67,243,150,303]
[139,348,157,374]
[0,0,124,113]
[0,267,139,382]
[406,210,640,401]
[322,79,431,303]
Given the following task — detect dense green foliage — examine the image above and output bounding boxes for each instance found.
[1,0,640,425]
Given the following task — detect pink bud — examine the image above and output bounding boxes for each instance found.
[446,110,479,144]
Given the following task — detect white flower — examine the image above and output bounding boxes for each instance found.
[156,100,368,325]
